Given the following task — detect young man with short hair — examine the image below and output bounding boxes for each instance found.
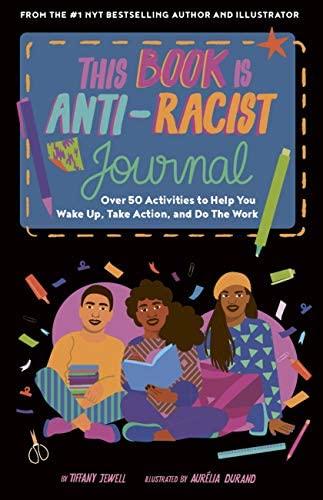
[35,284,125,443]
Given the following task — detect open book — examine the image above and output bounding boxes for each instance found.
[123,344,182,391]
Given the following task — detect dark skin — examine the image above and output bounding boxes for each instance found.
[220,284,295,437]
[219,286,250,327]
[136,298,169,337]
[132,297,178,441]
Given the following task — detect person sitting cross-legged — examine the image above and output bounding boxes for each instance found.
[35,285,126,443]
[121,279,228,442]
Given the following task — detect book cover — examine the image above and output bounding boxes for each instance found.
[123,343,182,390]
[13,3,320,498]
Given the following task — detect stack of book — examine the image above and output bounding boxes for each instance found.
[68,364,99,398]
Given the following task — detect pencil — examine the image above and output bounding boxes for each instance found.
[17,98,53,215]
[255,148,291,257]
[287,419,310,461]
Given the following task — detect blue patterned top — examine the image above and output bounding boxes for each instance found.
[197,317,282,420]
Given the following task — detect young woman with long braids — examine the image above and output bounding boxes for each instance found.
[197,272,295,436]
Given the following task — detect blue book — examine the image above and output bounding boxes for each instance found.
[123,344,182,391]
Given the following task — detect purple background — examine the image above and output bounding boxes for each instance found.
[52,282,142,345]
[52,282,297,405]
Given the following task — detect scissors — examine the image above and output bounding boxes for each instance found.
[28,429,49,464]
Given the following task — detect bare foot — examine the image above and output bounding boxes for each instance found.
[72,412,91,432]
[153,429,176,441]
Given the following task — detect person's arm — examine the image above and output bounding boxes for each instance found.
[256,322,282,418]
[149,347,202,406]
[257,322,295,436]
[171,380,199,406]
[123,338,145,361]
[47,334,74,384]
[99,341,125,392]
[172,351,202,405]
[47,334,92,429]
[196,329,210,360]
[84,341,125,404]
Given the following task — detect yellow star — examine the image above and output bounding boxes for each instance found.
[257,28,289,59]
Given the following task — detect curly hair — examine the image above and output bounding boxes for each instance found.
[126,279,204,352]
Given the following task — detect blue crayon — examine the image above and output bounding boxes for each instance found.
[52,278,66,288]
[279,327,297,338]
[189,285,204,300]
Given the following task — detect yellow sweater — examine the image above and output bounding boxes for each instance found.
[47,331,125,406]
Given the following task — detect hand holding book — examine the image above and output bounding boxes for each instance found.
[147,386,178,404]
[83,381,104,405]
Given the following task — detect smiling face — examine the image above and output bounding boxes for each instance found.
[79,293,113,333]
[136,298,169,334]
[219,285,250,322]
